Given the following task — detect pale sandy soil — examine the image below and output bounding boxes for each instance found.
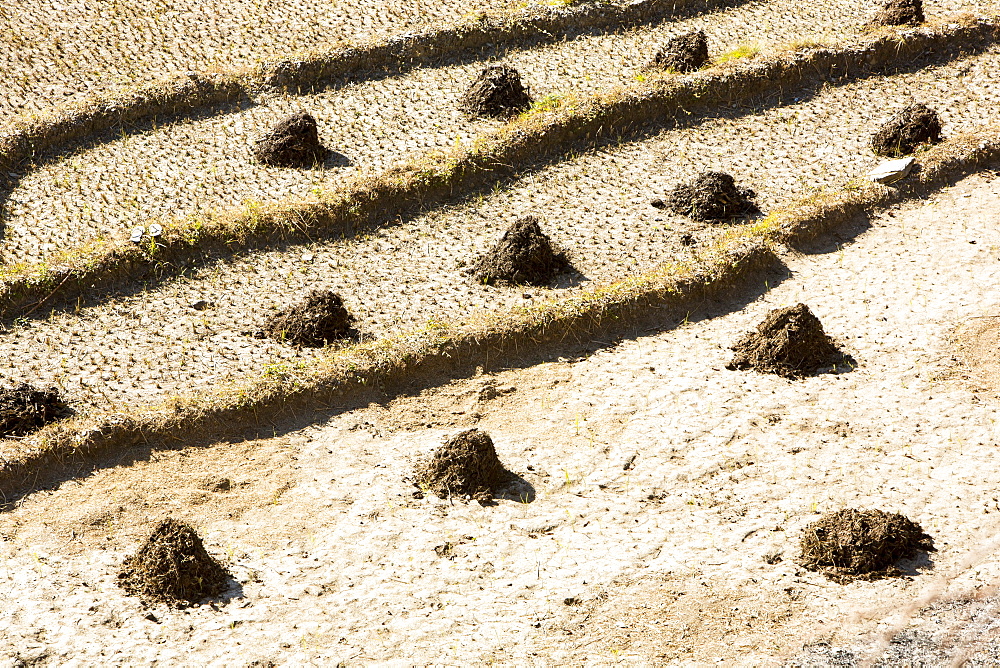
[3,43,1000,413]
[3,172,1000,665]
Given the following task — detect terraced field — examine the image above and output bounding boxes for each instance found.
[4,0,1000,664]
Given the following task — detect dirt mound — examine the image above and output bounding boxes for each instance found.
[460,64,532,118]
[0,382,70,437]
[871,103,942,157]
[663,171,760,222]
[253,112,330,167]
[415,429,512,502]
[472,216,569,286]
[870,0,924,26]
[726,303,844,379]
[264,289,356,347]
[117,518,231,607]
[650,30,709,73]
[799,509,935,583]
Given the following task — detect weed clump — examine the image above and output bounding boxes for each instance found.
[472,216,570,286]
[253,112,330,168]
[415,429,512,502]
[117,518,231,607]
[799,509,935,583]
[871,103,942,157]
[650,30,709,72]
[870,0,924,26]
[0,382,70,437]
[727,303,844,379]
[461,64,532,118]
[265,289,357,347]
[661,171,760,222]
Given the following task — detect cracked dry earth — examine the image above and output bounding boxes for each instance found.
[3,171,1000,665]
[7,42,1000,412]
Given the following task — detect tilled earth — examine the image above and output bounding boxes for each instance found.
[4,1,1000,663]
[0,0,510,122]
[3,46,1000,410]
[4,0,997,263]
[2,173,1000,664]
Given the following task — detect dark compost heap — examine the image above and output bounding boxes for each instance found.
[650,30,709,72]
[460,64,532,118]
[727,303,845,378]
[253,112,330,167]
[118,518,231,607]
[0,382,69,437]
[472,216,570,286]
[871,103,942,157]
[264,289,356,347]
[660,171,760,222]
[415,429,513,502]
[799,508,935,583]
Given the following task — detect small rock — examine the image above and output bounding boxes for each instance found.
[201,476,231,492]
[867,157,915,184]
[190,300,212,311]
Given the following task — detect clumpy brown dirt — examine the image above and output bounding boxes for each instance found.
[726,303,845,378]
[659,171,760,222]
[870,0,925,27]
[264,289,357,347]
[460,64,532,118]
[799,508,936,583]
[650,30,709,73]
[117,518,232,608]
[252,112,331,168]
[471,216,570,286]
[414,428,512,502]
[0,382,70,437]
[871,102,942,157]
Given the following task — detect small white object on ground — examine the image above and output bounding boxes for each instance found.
[148,223,163,237]
[867,157,915,184]
[129,226,145,243]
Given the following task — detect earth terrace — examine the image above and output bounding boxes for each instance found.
[1,122,997,504]
[0,14,994,320]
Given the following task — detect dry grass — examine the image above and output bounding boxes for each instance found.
[2,15,995,318]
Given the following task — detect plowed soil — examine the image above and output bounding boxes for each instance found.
[4,0,1000,664]
[3,173,1000,664]
[3,48,1000,411]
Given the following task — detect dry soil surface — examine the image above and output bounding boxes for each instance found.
[0,0,509,121]
[4,44,1000,414]
[4,2,997,265]
[3,172,1000,665]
